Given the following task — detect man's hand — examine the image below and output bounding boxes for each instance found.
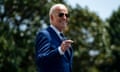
[61,40,74,52]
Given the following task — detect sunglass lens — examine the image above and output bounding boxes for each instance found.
[65,14,69,17]
[58,13,69,18]
[59,13,64,17]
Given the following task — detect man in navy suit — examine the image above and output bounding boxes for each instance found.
[35,4,74,72]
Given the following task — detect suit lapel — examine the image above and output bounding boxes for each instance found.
[47,26,72,61]
[47,27,62,45]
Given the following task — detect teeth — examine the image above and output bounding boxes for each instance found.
[62,23,67,25]
[61,22,67,24]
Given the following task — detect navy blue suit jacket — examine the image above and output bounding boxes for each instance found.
[35,26,73,72]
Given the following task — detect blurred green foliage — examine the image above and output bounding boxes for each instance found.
[0,0,120,72]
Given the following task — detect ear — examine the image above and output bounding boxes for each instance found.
[50,15,54,21]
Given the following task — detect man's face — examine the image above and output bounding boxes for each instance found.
[51,6,69,32]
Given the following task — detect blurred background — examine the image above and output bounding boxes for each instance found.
[0,0,120,72]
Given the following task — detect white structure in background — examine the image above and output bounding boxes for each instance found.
[89,49,100,57]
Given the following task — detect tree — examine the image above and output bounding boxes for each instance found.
[0,0,49,72]
[106,6,120,72]
[65,4,117,72]
[107,7,120,46]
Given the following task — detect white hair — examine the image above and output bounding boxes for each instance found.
[49,4,67,23]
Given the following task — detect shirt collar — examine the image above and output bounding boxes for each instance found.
[50,25,63,39]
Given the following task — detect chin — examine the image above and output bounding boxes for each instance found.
[62,26,67,30]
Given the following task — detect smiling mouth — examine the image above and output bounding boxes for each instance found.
[61,22,67,26]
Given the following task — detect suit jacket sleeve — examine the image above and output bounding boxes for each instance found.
[35,30,61,66]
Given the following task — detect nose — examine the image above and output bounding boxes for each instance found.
[62,15,67,20]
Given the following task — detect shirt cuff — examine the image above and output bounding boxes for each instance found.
[58,46,64,55]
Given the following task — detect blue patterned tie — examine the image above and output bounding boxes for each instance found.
[60,33,71,59]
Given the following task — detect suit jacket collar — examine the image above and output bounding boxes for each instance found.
[50,25,64,40]
[47,26,62,42]
[50,25,61,36]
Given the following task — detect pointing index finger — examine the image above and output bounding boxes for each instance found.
[65,40,74,43]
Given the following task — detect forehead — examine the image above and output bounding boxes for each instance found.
[54,6,68,13]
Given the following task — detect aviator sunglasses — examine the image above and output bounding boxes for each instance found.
[58,13,69,18]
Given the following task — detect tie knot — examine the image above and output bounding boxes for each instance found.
[60,33,64,38]
[60,33,65,40]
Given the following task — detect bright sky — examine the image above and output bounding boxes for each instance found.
[67,0,120,20]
